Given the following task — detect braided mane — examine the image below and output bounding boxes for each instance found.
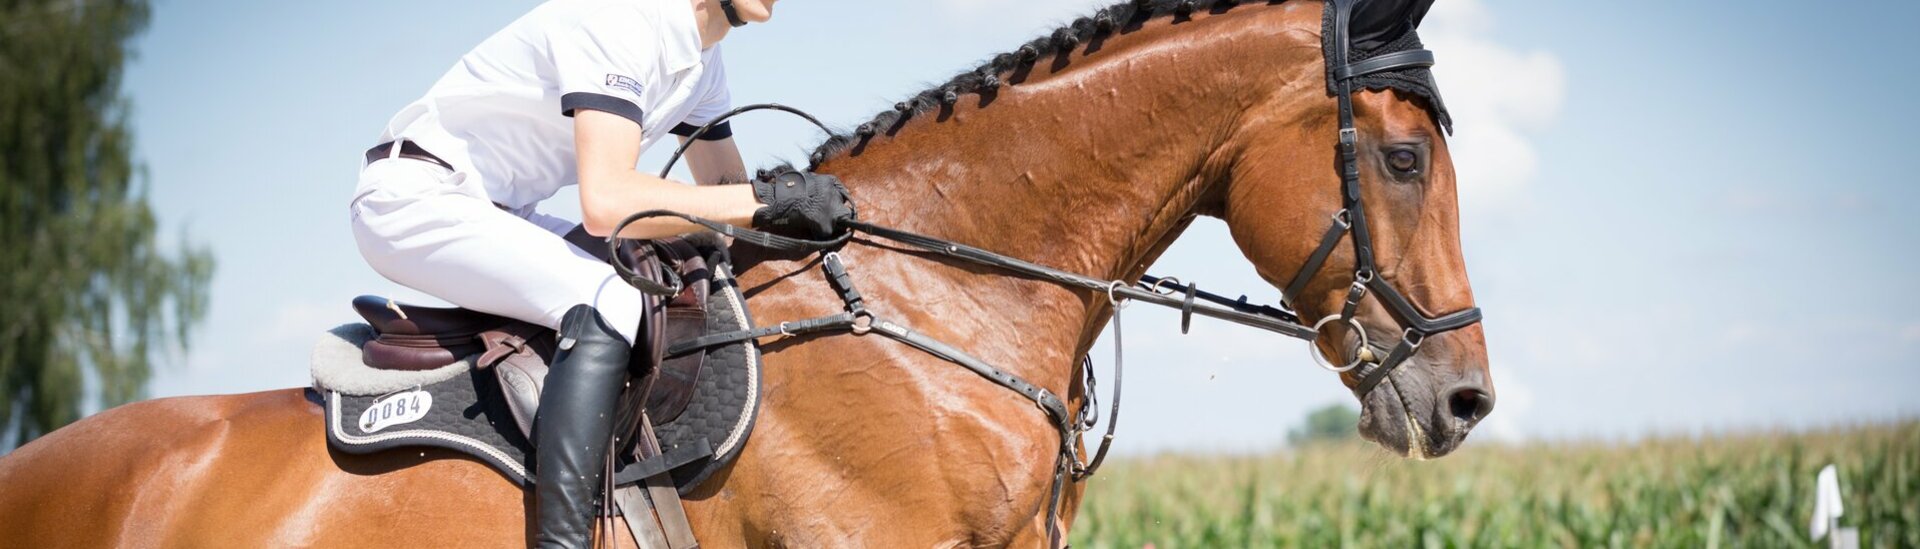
[802,0,1285,170]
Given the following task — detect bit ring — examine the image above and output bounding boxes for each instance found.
[1309,315,1370,373]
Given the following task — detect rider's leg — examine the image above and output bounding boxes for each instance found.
[348,158,643,342]
[350,158,637,547]
[530,304,629,548]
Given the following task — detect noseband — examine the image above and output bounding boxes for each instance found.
[1279,0,1483,398]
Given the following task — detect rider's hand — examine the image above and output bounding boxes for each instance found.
[750,169,855,239]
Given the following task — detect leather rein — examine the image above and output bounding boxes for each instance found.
[610,1,1482,542]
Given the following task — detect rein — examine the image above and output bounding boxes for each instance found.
[613,205,1266,546]
[612,143,1314,543]
[611,1,1484,542]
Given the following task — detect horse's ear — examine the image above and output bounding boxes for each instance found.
[1347,0,1435,51]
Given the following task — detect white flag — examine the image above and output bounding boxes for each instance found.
[1810,464,1844,541]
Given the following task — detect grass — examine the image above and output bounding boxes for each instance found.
[1070,422,1919,548]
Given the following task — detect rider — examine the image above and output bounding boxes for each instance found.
[348,0,851,546]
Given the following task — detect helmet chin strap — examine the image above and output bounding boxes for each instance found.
[717,0,747,28]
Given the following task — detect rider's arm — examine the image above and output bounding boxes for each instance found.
[678,136,748,186]
[575,109,760,239]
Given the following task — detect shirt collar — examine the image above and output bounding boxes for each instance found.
[656,0,705,74]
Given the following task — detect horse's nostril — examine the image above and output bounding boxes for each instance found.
[1447,387,1494,423]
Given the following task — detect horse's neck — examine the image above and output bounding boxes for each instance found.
[827,9,1308,284]
[799,7,1316,387]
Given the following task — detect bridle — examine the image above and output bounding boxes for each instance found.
[610,0,1482,544]
[1280,0,1483,398]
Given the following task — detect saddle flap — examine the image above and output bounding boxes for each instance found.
[646,308,708,423]
[636,236,714,424]
[495,357,547,437]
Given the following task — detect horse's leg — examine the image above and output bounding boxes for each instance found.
[0,389,539,547]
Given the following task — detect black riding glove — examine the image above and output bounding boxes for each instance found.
[750,169,855,239]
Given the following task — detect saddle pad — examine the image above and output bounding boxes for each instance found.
[317,260,762,493]
[325,365,534,482]
[654,261,761,491]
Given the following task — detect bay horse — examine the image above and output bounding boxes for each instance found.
[0,0,1492,546]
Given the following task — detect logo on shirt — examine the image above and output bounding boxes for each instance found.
[605,74,644,97]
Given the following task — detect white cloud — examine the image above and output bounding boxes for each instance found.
[1420,0,1566,210]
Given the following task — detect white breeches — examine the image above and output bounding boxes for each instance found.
[350,157,644,344]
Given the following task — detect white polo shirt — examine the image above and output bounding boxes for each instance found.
[376,0,732,210]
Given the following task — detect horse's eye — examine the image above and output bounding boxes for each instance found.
[1387,149,1419,174]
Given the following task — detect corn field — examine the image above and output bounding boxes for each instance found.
[1071,422,1919,548]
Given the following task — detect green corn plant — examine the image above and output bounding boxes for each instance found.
[1071,422,1918,548]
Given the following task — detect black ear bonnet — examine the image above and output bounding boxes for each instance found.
[1322,0,1452,133]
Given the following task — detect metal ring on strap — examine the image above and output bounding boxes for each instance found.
[1309,315,1370,372]
[850,311,874,335]
[1400,327,1426,350]
[1146,276,1182,295]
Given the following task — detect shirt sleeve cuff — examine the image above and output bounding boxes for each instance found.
[561,92,645,126]
[670,121,733,141]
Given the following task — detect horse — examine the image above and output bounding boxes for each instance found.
[0,0,1492,546]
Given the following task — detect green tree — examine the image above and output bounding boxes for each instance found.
[1,0,212,446]
[1288,402,1360,446]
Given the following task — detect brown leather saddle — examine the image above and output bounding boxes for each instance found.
[348,233,730,548]
[351,236,715,433]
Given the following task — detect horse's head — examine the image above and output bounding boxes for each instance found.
[792,0,1490,458]
[1221,75,1492,458]
[1222,84,1492,458]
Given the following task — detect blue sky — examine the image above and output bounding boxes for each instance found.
[126,0,1918,453]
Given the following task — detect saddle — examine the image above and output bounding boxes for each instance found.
[325,232,756,549]
[351,238,712,435]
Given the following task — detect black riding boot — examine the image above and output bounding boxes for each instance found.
[533,305,631,549]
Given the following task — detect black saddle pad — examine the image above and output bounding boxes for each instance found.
[325,369,533,481]
[323,257,762,493]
